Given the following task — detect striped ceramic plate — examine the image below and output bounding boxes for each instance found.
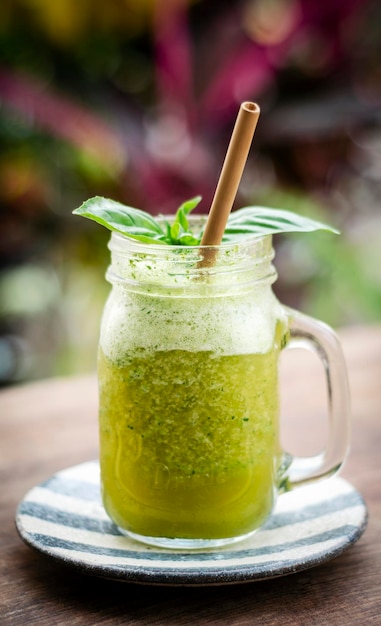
[15,461,367,586]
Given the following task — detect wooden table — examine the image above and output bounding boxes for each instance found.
[1,325,380,625]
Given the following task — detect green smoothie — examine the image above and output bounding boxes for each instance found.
[75,204,346,547]
[99,340,283,540]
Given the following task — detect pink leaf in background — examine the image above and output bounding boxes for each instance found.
[0,68,126,171]
[153,0,195,127]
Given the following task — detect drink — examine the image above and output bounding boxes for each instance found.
[97,224,350,548]
[99,342,282,541]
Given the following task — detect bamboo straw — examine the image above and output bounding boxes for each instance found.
[199,102,260,266]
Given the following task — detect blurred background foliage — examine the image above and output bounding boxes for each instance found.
[0,0,380,385]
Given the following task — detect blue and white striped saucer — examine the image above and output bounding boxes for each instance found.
[15,461,367,586]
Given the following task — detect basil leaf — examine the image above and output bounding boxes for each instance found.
[73,197,168,244]
[170,221,182,241]
[163,196,202,244]
[174,196,202,232]
[223,206,339,241]
[73,196,338,246]
[174,232,201,246]
[169,221,201,246]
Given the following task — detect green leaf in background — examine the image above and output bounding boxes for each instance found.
[223,207,339,241]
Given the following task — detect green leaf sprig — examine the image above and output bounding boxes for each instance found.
[73,196,339,244]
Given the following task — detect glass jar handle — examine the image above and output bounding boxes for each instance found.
[281,308,351,491]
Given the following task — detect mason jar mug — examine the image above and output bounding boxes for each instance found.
[98,221,350,549]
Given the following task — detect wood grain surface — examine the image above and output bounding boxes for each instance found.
[1,325,380,625]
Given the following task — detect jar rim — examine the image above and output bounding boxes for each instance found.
[106,216,276,294]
